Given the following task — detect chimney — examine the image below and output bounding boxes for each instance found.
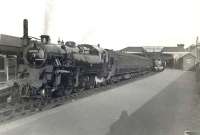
[23,19,28,39]
[177,44,184,49]
[41,35,50,44]
[65,41,76,47]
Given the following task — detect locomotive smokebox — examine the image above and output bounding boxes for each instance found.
[23,19,28,39]
[41,35,50,44]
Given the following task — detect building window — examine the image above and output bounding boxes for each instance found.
[0,56,5,70]
[8,57,17,80]
[0,56,6,82]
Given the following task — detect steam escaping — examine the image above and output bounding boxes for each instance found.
[44,0,54,34]
[80,29,96,44]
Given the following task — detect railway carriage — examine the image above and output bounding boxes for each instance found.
[105,50,153,82]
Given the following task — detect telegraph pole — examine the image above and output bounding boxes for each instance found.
[196,36,200,81]
[196,36,200,68]
[196,36,199,59]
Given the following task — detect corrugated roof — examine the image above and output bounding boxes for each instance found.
[0,34,22,47]
[186,44,196,51]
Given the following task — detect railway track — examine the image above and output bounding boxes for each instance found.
[0,71,155,125]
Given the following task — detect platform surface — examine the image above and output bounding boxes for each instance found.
[0,69,199,135]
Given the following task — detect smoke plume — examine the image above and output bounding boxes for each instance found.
[44,0,54,34]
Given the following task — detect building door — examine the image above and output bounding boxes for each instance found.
[183,56,195,71]
[0,55,17,82]
[0,54,7,82]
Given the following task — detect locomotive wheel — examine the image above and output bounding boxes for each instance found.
[131,73,134,78]
[105,80,110,85]
[20,83,31,98]
[64,78,74,95]
[40,87,52,100]
[64,87,73,96]
[79,76,89,90]
[108,78,115,85]
[89,76,95,89]
[101,80,107,86]
[52,88,65,97]
[85,76,91,89]
[81,79,87,90]
[95,83,100,88]
[106,79,111,85]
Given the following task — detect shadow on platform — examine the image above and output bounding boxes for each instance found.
[106,71,200,135]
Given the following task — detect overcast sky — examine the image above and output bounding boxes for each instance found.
[0,0,199,50]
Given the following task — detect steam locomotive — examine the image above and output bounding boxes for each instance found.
[0,19,164,101]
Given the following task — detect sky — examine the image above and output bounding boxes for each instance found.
[0,0,199,50]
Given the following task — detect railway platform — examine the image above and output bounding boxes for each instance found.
[0,69,199,135]
[0,82,12,91]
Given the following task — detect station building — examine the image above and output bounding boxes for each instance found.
[0,34,21,82]
[0,34,22,55]
[120,44,197,71]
